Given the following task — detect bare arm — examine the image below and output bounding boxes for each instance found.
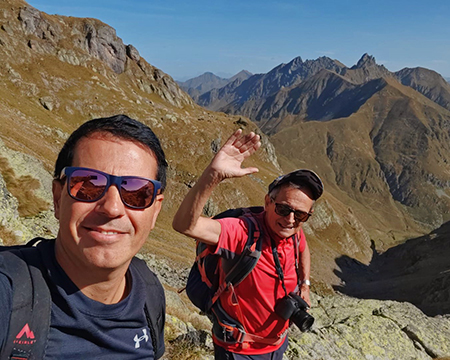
[299,240,311,306]
[172,129,261,245]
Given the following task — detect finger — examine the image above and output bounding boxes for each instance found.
[230,130,248,150]
[232,166,259,178]
[223,129,243,148]
[240,166,259,176]
[237,132,260,153]
[240,137,261,157]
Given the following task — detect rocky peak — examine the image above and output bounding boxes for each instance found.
[288,55,303,68]
[228,70,252,83]
[343,53,392,84]
[354,53,377,68]
[202,72,222,80]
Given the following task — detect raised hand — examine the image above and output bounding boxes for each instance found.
[209,129,261,181]
[173,129,261,244]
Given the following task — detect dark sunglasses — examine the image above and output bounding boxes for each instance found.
[59,167,161,209]
[272,201,312,222]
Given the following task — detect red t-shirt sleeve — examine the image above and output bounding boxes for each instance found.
[214,217,249,259]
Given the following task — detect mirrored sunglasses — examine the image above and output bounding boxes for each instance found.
[273,202,312,222]
[60,167,161,209]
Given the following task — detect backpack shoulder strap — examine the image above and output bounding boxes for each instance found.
[222,213,263,286]
[131,257,165,359]
[0,239,52,360]
[211,210,264,304]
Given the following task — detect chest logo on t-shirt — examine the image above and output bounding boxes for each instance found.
[134,329,149,349]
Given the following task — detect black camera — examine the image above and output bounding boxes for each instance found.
[274,292,314,332]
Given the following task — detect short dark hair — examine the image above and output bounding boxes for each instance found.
[54,115,168,191]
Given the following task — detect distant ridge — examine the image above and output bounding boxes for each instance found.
[198,56,346,111]
[395,67,450,111]
[177,72,228,98]
[178,70,252,100]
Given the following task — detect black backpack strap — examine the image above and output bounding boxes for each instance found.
[210,212,264,309]
[0,241,52,360]
[131,257,165,359]
[222,215,263,286]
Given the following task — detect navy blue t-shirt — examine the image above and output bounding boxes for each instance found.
[0,244,164,359]
[0,274,11,350]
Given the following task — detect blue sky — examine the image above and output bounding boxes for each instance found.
[27,0,450,81]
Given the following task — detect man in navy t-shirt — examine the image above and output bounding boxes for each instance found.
[0,115,167,359]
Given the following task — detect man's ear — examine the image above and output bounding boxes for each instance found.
[149,194,164,230]
[264,194,271,210]
[52,180,63,220]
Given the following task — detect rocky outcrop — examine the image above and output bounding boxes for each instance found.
[287,295,450,360]
[0,139,58,243]
[11,2,193,108]
[82,21,127,74]
[156,274,450,360]
[0,171,57,244]
[0,173,20,243]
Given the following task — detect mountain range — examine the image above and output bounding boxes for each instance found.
[0,1,449,358]
[191,54,450,123]
[183,53,450,250]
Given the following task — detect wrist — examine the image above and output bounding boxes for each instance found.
[300,279,311,286]
[203,166,225,185]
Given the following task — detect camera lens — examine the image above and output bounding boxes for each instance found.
[275,294,315,332]
[290,309,314,332]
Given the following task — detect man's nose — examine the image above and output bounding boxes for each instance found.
[284,210,296,223]
[96,185,126,217]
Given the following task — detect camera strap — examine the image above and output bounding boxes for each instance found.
[270,238,289,298]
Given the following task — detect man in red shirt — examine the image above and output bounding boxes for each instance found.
[173,130,323,359]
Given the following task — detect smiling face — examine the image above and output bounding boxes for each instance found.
[52,133,164,276]
[264,184,314,240]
